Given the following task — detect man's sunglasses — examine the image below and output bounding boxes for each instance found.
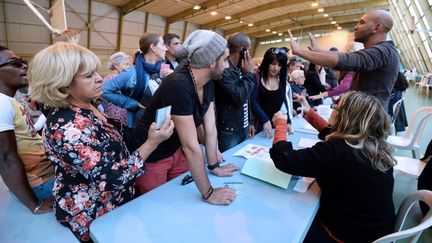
[271,47,289,55]
[0,58,28,68]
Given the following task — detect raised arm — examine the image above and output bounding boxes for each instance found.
[288,30,339,68]
[215,56,255,106]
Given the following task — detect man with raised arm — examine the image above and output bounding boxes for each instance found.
[287,10,399,109]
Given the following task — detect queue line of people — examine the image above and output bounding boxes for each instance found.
[0,9,405,243]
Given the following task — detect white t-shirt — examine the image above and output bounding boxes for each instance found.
[0,93,54,187]
[0,93,16,132]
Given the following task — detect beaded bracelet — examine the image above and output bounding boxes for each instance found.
[202,186,214,200]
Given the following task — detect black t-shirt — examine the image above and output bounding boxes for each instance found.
[134,64,214,162]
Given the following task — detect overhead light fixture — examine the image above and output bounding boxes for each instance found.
[337,26,342,30]
[239,20,244,23]
[311,2,319,7]
[323,13,328,17]
[331,20,337,24]
[265,29,271,32]
[210,11,217,16]
[248,23,254,27]
[193,5,201,10]
[317,8,324,13]
[272,31,277,34]
[278,33,283,36]
[225,16,232,20]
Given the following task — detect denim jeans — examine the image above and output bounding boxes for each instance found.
[218,127,249,152]
[32,177,55,200]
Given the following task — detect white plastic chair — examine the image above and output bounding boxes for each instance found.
[373,190,432,243]
[393,156,426,179]
[418,74,431,96]
[390,98,404,136]
[387,107,432,159]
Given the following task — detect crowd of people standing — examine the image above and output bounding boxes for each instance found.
[0,9,417,243]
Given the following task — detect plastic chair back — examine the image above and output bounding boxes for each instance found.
[404,107,432,147]
[373,190,432,243]
[392,98,404,124]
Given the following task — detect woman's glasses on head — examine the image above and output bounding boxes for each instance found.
[271,47,289,55]
[0,58,28,68]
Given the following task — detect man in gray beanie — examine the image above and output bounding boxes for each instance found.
[134,30,239,205]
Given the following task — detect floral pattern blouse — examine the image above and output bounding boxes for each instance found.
[43,106,145,242]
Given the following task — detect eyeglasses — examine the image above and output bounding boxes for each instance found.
[271,47,289,55]
[0,58,28,68]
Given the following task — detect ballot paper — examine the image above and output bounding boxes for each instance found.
[233,144,268,160]
[155,105,171,129]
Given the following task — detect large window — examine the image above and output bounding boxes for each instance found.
[390,0,432,72]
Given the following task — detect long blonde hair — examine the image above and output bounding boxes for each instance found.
[327,91,396,172]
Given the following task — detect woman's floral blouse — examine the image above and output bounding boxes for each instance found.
[44,106,145,242]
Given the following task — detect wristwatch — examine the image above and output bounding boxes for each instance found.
[207,162,220,171]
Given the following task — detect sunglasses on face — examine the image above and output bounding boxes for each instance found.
[0,58,28,68]
[271,47,289,55]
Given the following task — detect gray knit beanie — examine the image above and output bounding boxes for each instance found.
[175,30,227,68]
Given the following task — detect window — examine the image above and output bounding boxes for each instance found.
[413,0,424,16]
[424,40,432,59]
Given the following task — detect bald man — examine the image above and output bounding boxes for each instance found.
[288,10,399,109]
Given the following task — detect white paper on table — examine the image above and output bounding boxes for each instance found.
[298,138,321,148]
[233,144,269,160]
[316,105,332,120]
[293,177,316,193]
[303,123,318,132]
[241,157,292,189]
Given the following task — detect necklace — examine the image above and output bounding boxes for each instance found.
[188,66,204,105]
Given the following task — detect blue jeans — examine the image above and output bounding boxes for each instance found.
[218,127,248,152]
[32,177,55,200]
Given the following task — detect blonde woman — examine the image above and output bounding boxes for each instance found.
[29,42,174,242]
[270,91,396,242]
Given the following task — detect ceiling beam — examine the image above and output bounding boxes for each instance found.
[121,0,154,15]
[201,0,309,29]
[249,13,362,38]
[225,0,387,35]
[257,22,356,42]
[167,0,226,24]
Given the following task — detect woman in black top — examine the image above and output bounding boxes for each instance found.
[251,47,292,138]
[270,91,396,242]
[304,62,327,106]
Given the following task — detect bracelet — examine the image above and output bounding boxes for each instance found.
[202,186,214,200]
[33,200,44,214]
[206,162,220,171]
